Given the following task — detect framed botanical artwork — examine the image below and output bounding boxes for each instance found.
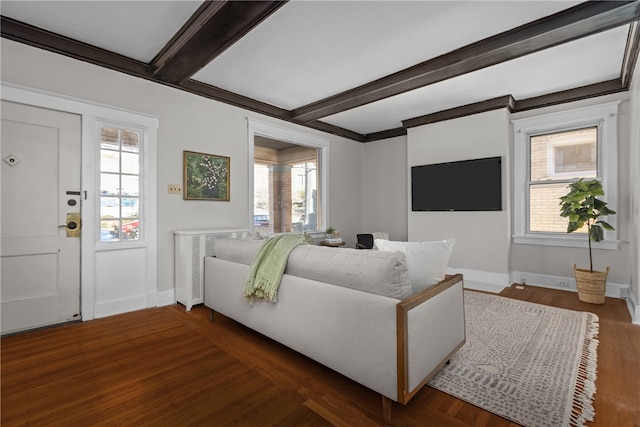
[183,150,230,201]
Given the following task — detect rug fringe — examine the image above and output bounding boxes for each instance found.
[569,313,599,427]
[430,292,602,427]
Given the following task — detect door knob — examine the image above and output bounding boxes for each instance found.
[59,213,81,237]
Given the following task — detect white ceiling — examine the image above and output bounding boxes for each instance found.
[0,1,204,62]
[0,1,635,138]
[323,25,629,133]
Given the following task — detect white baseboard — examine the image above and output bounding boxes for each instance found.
[156,289,176,307]
[447,267,509,294]
[626,291,640,325]
[94,295,147,319]
[146,291,157,308]
[510,270,628,299]
[446,268,633,321]
[94,290,176,319]
[464,281,508,294]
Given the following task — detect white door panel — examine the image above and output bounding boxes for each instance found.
[1,101,81,334]
[2,253,59,300]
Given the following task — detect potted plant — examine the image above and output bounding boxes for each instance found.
[559,178,616,304]
[325,226,336,238]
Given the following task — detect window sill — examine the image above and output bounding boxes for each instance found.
[513,234,621,250]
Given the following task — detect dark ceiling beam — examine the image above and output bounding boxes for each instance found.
[180,79,366,141]
[180,80,368,141]
[0,14,362,142]
[2,5,636,145]
[402,95,516,129]
[513,79,625,111]
[180,79,290,119]
[291,1,640,123]
[150,1,287,84]
[391,80,624,138]
[363,128,407,142]
[178,81,366,141]
[296,121,366,142]
[0,16,290,122]
[0,15,149,77]
[621,21,640,87]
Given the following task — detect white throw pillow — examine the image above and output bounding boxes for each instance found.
[374,238,455,294]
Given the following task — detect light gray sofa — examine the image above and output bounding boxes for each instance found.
[203,238,465,424]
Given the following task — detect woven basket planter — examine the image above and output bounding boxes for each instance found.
[573,264,609,304]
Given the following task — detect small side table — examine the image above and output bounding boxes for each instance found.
[320,241,346,248]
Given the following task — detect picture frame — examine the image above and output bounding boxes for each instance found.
[183,150,230,201]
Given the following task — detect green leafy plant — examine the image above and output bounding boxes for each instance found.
[559,179,616,272]
[325,226,335,236]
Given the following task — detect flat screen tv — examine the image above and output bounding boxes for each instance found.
[411,156,502,211]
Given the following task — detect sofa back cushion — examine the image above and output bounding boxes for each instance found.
[214,238,263,265]
[214,238,412,300]
[374,238,455,294]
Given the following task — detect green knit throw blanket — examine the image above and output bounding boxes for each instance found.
[243,234,307,303]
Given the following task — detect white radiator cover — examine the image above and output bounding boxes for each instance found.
[174,229,249,310]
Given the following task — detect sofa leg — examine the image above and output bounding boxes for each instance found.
[381,395,392,425]
[209,309,215,323]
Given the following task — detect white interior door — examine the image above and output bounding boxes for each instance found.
[1,100,82,335]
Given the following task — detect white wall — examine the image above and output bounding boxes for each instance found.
[406,109,512,276]
[629,54,640,321]
[510,93,631,285]
[326,136,364,248]
[0,39,364,295]
[2,37,637,315]
[361,136,408,241]
[380,97,633,297]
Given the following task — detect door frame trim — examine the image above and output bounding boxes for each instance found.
[1,82,159,321]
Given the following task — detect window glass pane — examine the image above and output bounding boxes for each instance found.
[529,182,586,233]
[100,150,119,173]
[101,219,120,242]
[101,173,120,196]
[99,125,142,243]
[100,197,120,220]
[121,130,139,153]
[121,152,139,174]
[554,143,596,173]
[121,175,139,196]
[121,198,139,219]
[530,127,597,181]
[253,141,319,234]
[528,126,598,234]
[100,127,119,150]
[122,219,139,240]
[253,164,270,234]
[291,162,317,233]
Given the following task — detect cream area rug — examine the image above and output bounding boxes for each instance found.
[428,291,599,427]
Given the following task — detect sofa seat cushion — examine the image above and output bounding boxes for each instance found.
[214,238,412,300]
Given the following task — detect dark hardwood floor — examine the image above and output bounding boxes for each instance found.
[2,284,638,426]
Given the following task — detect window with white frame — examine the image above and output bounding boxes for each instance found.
[247,118,329,235]
[99,124,143,242]
[512,102,619,248]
